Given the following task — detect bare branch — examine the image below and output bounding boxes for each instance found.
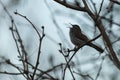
[110,0,120,5]
[54,0,85,11]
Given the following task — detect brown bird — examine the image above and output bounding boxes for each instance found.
[69,24,104,53]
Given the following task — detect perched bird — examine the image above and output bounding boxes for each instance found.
[69,24,104,53]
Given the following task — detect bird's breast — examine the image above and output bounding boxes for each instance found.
[69,31,85,46]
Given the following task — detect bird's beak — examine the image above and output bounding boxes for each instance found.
[64,23,72,28]
[67,27,71,28]
[65,23,73,28]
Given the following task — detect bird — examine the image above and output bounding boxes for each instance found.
[69,24,104,53]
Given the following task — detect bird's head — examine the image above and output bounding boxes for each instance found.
[70,24,81,32]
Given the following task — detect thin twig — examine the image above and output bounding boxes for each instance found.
[59,43,75,80]
[5,59,28,79]
[73,71,94,80]
[95,57,105,80]
[101,16,120,26]
[0,71,23,75]
[90,0,97,14]
[110,0,120,5]
[14,11,41,38]
[98,0,104,16]
[31,26,45,79]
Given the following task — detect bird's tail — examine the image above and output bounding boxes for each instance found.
[88,43,104,53]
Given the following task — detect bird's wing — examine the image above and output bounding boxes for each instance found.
[75,32,89,42]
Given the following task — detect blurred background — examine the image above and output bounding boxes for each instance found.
[0,0,120,80]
